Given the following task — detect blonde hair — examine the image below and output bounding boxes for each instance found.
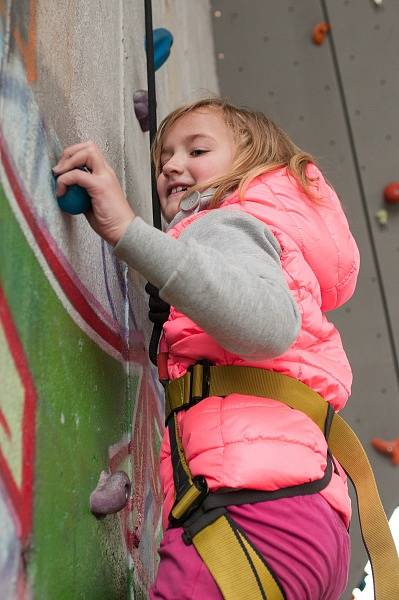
[152,98,320,208]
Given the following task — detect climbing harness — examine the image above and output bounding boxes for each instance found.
[164,364,399,600]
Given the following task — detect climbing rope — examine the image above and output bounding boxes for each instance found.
[144,0,162,230]
[144,0,169,364]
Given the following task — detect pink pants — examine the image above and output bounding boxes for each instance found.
[150,494,350,600]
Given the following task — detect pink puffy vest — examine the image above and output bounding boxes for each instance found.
[159,165,360,531]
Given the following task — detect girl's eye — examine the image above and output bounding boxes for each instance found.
[191,149,208,157]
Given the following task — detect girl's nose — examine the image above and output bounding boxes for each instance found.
[162,155,184,176]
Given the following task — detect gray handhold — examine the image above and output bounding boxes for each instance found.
[89,470,131,518]
[133,90,150,132]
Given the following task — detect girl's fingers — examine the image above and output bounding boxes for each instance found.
[60,140,94,159]
[55,168,93,197]
[53,145,106,176]
[55,141,95,169]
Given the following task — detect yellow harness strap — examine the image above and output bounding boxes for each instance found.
[193,514,284,600]
[166,365,399,600]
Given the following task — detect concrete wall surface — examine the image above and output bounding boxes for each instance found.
[0,1,218,598]
[210,0,399,597]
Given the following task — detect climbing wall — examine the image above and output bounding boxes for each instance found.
[0,1,218,598]
[210,0,399,596]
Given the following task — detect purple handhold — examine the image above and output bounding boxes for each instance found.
[89,470,131,518]
[133,90,150,132]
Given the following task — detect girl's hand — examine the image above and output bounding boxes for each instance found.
[53,141,135,246]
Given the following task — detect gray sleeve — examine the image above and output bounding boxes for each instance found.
[114,209,300,359]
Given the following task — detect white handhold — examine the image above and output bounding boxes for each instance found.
[375,209,388,226]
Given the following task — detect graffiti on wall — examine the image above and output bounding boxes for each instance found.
[0,2,163,597]
[0,285,36,597]
[109,355,163,589]
[0,0,37,82]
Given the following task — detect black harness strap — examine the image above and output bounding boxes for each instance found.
[197,454,333,512]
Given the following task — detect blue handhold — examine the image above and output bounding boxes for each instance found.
[145,28,173,71]
[53,168,92,215]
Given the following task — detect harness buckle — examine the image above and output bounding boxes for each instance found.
[190,361,211,402]
[165,361,212,422]
[170,475,209,523]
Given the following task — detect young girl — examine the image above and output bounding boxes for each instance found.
[53,98,359,599]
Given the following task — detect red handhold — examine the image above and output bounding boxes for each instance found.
[383,182,399,205]
[312,22,330,45]
[371,437,399,465]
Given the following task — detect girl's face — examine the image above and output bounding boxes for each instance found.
[157,109,236,222]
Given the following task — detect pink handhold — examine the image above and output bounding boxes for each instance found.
[133,90,150,132]
[89,470,131,517]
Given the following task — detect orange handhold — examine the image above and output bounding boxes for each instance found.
[383,182,399,205]
[371,437,399,465]
[312,22,330,46]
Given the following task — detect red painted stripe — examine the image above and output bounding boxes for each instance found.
[0,284,36,541]
[109,444,129,473]
[0,132,125,356]
[0,408,12,437]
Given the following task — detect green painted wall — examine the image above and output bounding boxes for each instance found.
[0,184,132,597]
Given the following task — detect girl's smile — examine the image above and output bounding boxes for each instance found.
[157,110,236,222]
